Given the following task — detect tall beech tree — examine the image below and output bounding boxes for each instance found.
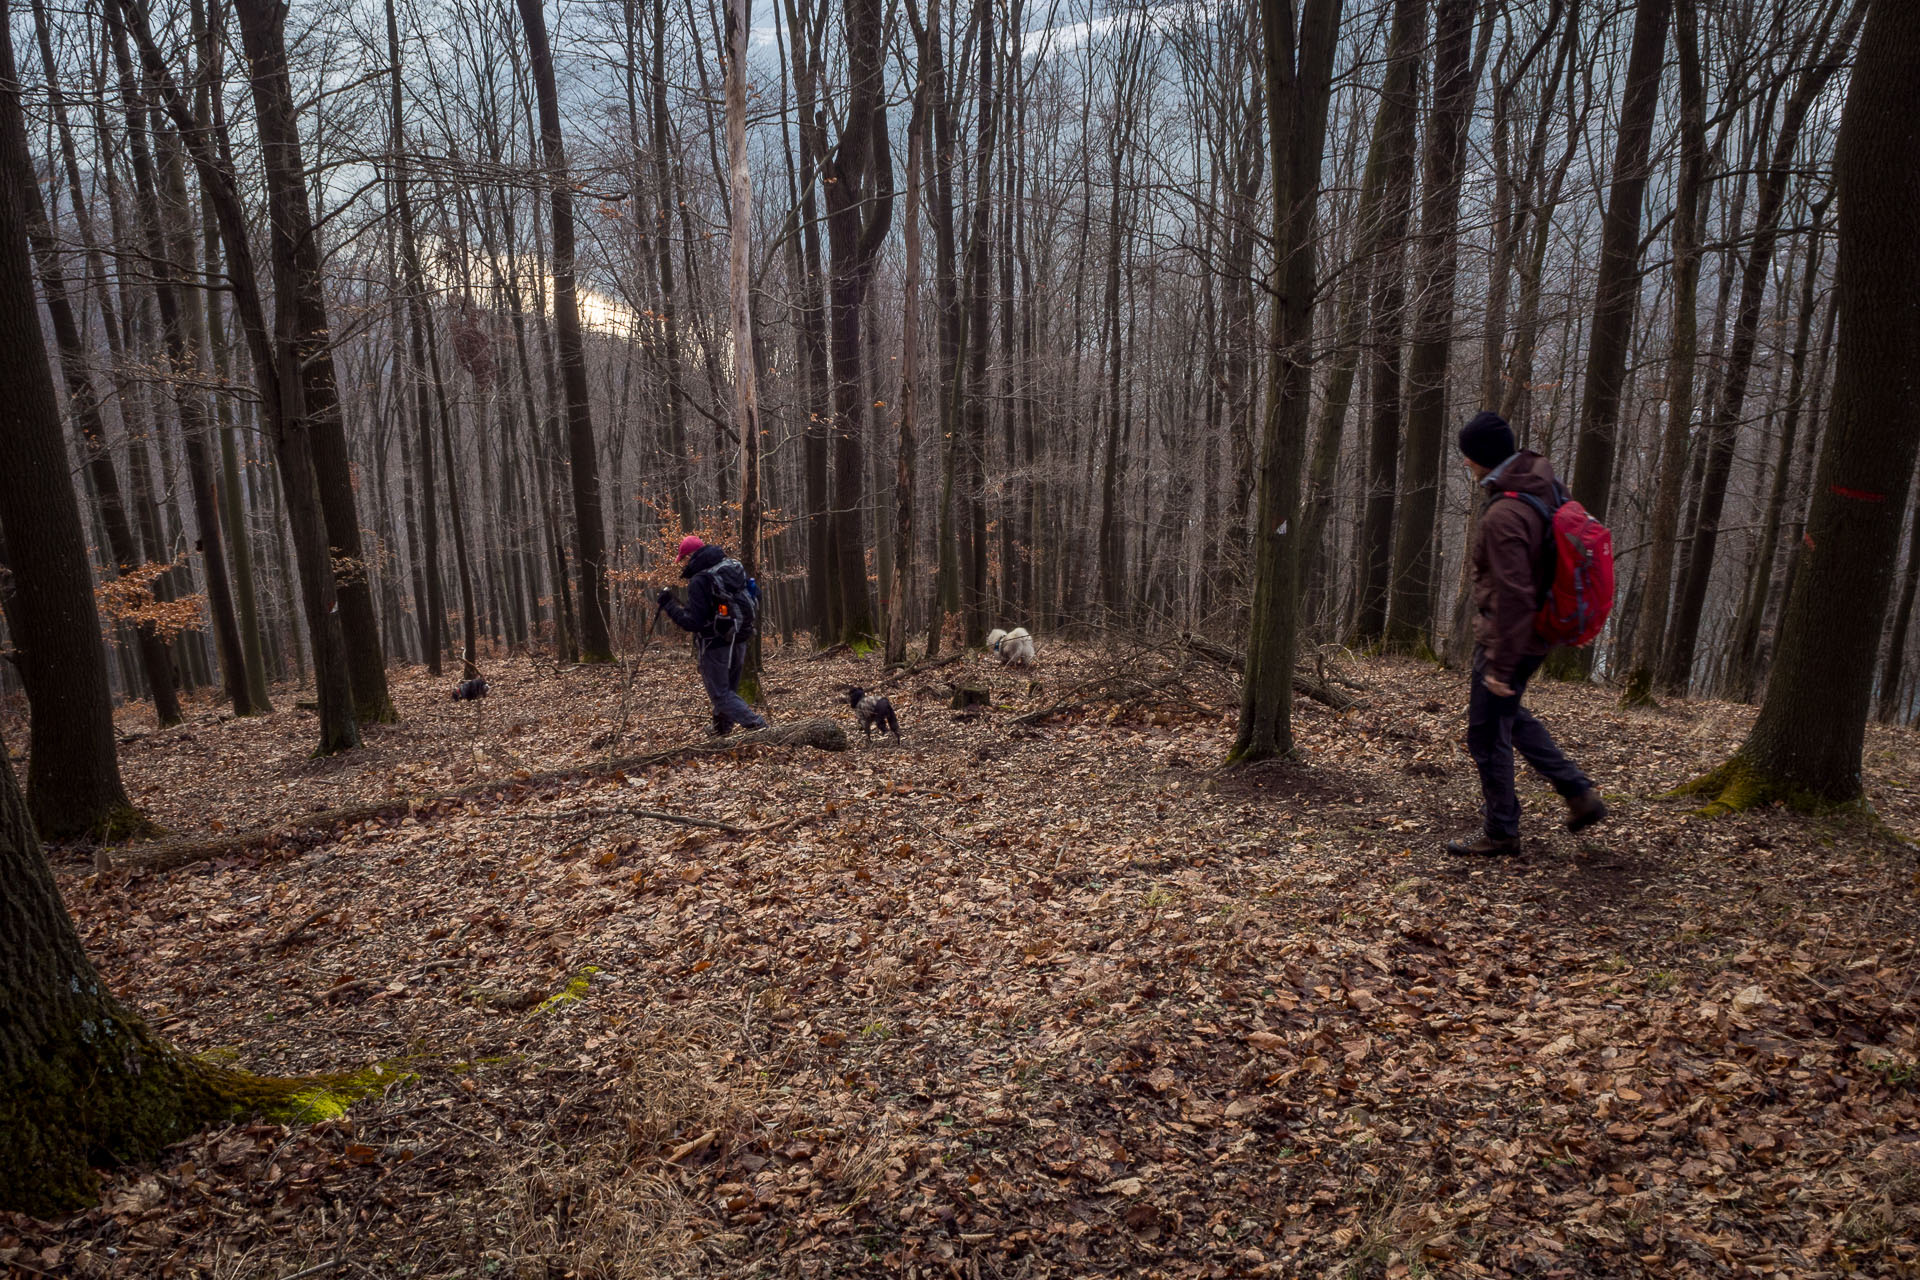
[20,0,182,728]
[224,0,395,724]
[1681,0,1920,810]
[801,0,895,643]
[1567,0,1670,530]
[1621,0,1706,704]
[0,730,317,1214]
[725,0,764,697]
[0,14,142,839]
[121,0,360,754]
[386,0,447,676]
[1350,0,1424,646]
[104,21,255,718]
[1879,471,1920,723]
[517,0,614,662]
[1661,0,1864,694]
[1385,0,1479,653]
[1230,0,1343,764]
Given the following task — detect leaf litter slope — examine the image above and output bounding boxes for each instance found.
[9,648,1920,1278]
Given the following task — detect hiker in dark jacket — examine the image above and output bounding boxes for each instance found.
[658,536,768,736]
[1447,411,1607,856]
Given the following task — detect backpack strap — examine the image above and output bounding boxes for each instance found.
[1497,490,1559,604]
[1499,490,1554,523]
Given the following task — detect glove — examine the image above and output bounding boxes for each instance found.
[656,588,674,609]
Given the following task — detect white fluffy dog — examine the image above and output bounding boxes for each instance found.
[986,626,1035,667]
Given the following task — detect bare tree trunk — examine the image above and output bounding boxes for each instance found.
[725,0,765,696]
[0,19,142,838]
[1231,0,1343,764]
[1663,0,1864,694]
[1567,0,1671,525]
[225,0,394,725]
[888,57,927,667]
[516,0,614,661]
[1351,0,1426,647]
[1620,0,1705,704]
[107,4,249,713]
[22,0,182,727]
[1727,199,1830,700]
[1386,0,1478,654]
[647,0,696,528]
[801,0,894,644]
[1684,0,1920,809]
[1879,469,1920,723]
[123,0,360,754]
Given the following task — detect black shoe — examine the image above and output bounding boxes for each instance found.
[1566,789,1608,833]
[1445,833,1521,857]
[710,720,734,738]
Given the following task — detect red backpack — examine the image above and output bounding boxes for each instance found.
[1500,485,1616,648]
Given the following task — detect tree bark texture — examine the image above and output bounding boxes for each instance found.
[1567,0,1670,526]
[1385,0,1478,653]
[517,0,614,661]
[1231,0,1342,764]
[0,19,140,839]
[1688,0,1920,808]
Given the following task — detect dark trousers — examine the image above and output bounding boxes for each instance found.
[1467,650,1591,838]
[697,635,766,732]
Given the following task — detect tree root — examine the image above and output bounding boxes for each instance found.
[106,718,847,874]
[1667,754,1851,818]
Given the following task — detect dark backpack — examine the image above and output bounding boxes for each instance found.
[698,558,757,641]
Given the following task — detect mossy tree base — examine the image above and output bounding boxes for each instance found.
[1381,627,1440,664]
[1668,753,1858,818]
[1619,666,1659,709]
[91,804,162,844]
[1,1035,391,1218]
[1224,743,1303,768]
[0,734,393,1218]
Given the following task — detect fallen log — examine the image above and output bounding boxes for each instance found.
[1177,635,1365,712]
[1010,667,1199,727]
[108,718,847,874]
[883,650,963,683]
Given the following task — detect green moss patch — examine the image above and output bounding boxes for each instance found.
[533,966,603,1016]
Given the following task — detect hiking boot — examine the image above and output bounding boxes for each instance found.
[1565,789,1608,833]
[1445,832,1521,857]
[710,720,734,738]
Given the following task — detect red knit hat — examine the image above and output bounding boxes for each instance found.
[676,535,706,563]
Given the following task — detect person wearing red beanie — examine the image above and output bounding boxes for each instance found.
[658,538,766,735]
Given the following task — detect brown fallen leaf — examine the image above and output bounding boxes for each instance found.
[666,1129,719,1164]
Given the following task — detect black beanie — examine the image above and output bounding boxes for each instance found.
[1458,410,1516,468]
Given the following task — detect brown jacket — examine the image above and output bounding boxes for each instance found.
[1471,450,1557,681]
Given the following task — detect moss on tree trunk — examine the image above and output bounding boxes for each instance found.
[1667,752,1849,819]
[0,734,376,1216]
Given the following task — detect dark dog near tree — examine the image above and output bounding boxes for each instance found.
[451,677,488,701]
[846,687,900,742]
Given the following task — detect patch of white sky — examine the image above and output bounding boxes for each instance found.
[293,0,1246,340]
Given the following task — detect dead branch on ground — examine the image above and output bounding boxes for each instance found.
[108,719,846,874]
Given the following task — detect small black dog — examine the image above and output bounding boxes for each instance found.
[846,687,900,742]
[451,677,489,701]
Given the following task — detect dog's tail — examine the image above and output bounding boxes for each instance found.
[885,705,901,739]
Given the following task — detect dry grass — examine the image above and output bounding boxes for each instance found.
[494,1009,765,1280]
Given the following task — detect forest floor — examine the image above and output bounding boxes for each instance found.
[6,640,1920,1279]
